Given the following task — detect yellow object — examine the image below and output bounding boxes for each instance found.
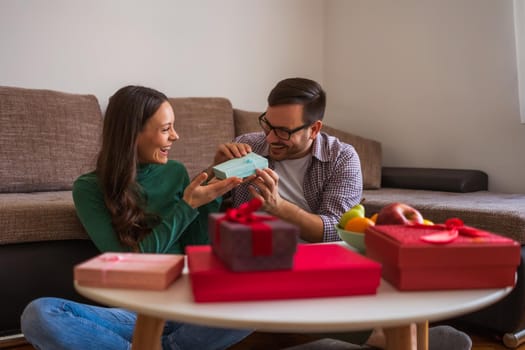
[338,204,365,228]
[422,219,434,225]
[344,217,375,233]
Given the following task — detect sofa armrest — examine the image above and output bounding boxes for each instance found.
[381,167,488,193]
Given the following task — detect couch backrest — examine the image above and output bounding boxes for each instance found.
[168,97,235,178]
[322,125,382,190]
[0,87,381,192]
[0,86,102,193]
[233,108,382,189]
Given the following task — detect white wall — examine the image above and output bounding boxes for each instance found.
[0,0,324,111]
[2,0,524,193]
[324,0,525,193]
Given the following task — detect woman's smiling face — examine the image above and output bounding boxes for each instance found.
[136,101,179,164]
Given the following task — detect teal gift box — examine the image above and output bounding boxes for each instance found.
[212,152,268,179]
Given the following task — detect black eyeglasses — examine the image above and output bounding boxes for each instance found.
[258,112,312,141]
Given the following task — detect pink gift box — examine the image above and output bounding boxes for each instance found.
[74,252,184,290]
[208,211,299,272]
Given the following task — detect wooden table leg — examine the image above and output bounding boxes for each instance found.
[417,321,429,350]
[131,313,165,350]
[383,324,416,350]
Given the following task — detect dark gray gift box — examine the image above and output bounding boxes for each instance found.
[208,212,299,272]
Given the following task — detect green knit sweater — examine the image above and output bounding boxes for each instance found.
[72,160,220,254]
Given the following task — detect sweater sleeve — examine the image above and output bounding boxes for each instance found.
[73,176,130,253]
[178,197,222,250]
[137,164,221,253]
[138,200,200,253]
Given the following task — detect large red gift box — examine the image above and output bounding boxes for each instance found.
[186,243,382,302]
[365,222,521,291]
[208,199,299,271]
[74,252,184,290]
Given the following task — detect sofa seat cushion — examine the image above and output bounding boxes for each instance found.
[0,191,89,245]
[363,188,525,244]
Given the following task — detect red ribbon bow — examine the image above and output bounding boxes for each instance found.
[224,198,264,223]
[215,198,276,256]
[417,218,488,244]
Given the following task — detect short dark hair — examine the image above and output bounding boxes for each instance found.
[267,77,326,124]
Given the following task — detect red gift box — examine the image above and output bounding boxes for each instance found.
[74,252,184,290]
[208,199,299,271]
[365,221,521,291]
[186,243,382,302]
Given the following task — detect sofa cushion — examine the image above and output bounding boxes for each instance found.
[169,98,235,178]
[0,191,89,245]
[233,109,382,190]
[233,108,261,135]
[362,188,525,244]
[0,86,102,193]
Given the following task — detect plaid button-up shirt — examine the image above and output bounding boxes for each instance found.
[231,131,363,242]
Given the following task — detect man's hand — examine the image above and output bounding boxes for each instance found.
[183,172,242,209]
[247,168,284,215]
[247,168,325,243]
[213,143,252,166]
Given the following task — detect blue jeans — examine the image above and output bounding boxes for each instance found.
[21,297,252,350]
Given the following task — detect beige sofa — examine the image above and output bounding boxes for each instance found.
[0,85,379,339]
[1,85,524,347]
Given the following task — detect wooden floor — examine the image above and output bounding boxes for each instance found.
[228,331,525,350]
[1,330,524,350]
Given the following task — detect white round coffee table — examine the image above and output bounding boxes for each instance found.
[75,267,512,350]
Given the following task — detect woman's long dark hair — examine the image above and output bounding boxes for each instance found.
[96,86,167,251]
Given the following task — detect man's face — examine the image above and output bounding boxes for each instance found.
[263,104,318,161]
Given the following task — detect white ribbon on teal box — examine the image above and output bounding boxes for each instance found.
[213,153,268,179]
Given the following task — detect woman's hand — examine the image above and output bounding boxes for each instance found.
[183,172,242,209]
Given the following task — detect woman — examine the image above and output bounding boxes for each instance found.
[21,85,251,349]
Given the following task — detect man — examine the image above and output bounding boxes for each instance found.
[215,77,362,242]
[211,78,473,348]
